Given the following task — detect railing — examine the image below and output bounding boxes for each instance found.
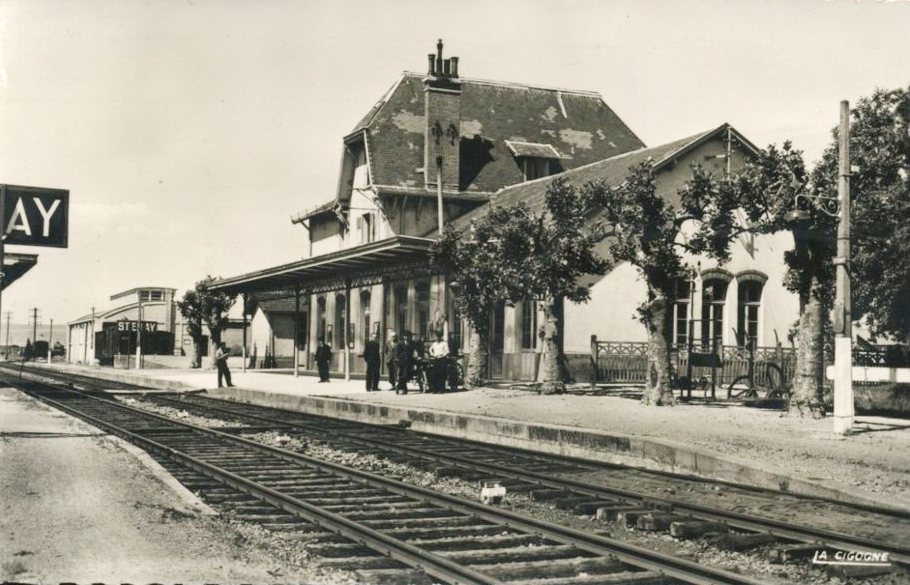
[589,336,797,390]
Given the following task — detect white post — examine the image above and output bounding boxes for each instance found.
[833,100,854,435]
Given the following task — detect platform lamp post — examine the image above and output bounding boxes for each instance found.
[785,100,854,435]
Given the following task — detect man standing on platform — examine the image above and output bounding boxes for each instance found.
[395,332,414,394]
[362,332,381,392]
[315,337,332,383]
[214,342,234,388]
[386,332,398,390]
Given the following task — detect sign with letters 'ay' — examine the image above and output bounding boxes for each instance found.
[1,185,70,248]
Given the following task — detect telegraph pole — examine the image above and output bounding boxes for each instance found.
[4,311,10,359]
[29,307,39,360]
[48,318,53,362]
[0,186,6,361]
[833,100,854,435]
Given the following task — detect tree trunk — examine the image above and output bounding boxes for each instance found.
[465,323,488,388]
[539,298,564,395]
[641,296,676,406]
[789,276,826,418]
[191,338,203,369]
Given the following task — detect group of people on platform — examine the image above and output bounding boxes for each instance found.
[311,329,455,394]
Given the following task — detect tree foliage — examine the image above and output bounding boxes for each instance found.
[598,159,767,405]
[816,88,910,342]
[430,178,612,392]
[177,277,237,368]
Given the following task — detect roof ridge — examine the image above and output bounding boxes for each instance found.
[489,124,735,201]
[400,70,603,98]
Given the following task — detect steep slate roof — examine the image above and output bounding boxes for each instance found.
[431,123,759,236]
[356,73,645,194]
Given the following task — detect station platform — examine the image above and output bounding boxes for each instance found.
[30,362,910,513]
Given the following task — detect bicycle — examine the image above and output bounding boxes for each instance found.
[727,361,789,401]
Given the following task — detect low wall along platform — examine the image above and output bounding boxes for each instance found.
[208,386,900,511]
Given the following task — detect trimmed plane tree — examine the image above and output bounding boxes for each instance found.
[596,160,779,406]
[733,142,830,416]
[819,87,910,345]
[177,277,237,368]
[754,88,910,416]
[431,178,612,393]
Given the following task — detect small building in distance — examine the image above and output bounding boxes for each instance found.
[68,286,184,367]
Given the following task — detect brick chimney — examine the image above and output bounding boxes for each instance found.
[424,39,461,190]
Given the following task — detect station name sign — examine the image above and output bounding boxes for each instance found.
[117,320,158,333]
[1,184,70,248]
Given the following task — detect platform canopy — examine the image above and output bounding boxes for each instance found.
[1,252,38,291]
[209,235,435,299]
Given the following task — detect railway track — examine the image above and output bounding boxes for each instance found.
[8,364,909,581]
[6,371,773,585]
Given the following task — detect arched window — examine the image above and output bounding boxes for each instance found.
[334,294,346,349]
[701,279,728,348]
[737,275,766,348]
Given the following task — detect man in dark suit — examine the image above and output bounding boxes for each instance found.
[362,332,381,391]
[385,332,398,389]
[315,337,332,382]
[394,331,414,394]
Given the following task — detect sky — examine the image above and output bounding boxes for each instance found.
[0,0,908,343]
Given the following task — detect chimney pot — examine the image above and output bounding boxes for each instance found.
[443,59,451,76]
[436,39,444,76]
[450,56,459,77]
[427,54,435,76]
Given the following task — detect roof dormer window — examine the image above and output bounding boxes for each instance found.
[505,140,563,181]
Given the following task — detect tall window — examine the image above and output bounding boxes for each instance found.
[521,301,537,350]
[394,284,408,335]
[317,296,327,343]
[490,303,505,354]
[738,280,764,348]
[701,279,728,349]
[358,213,376,245]
[448,289,463,354]
[334,294,346,349]
[522,158,551,181]
[671,276,693,347]
[360,290,371,345]
[415,280,430,340]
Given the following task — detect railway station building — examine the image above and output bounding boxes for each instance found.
[211,41,799,383]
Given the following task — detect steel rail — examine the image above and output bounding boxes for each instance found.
[16,378,765,585]
[147,391,910,565]
[14,384,502,585]
[15,363,910,518]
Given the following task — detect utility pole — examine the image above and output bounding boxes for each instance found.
[29,307,39,360]
[4,311,10,360]
[48,319,53,362]
[833,100,854,435]
[90,306,95,364]
[436,155,450,340]
[0,186,6,362]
